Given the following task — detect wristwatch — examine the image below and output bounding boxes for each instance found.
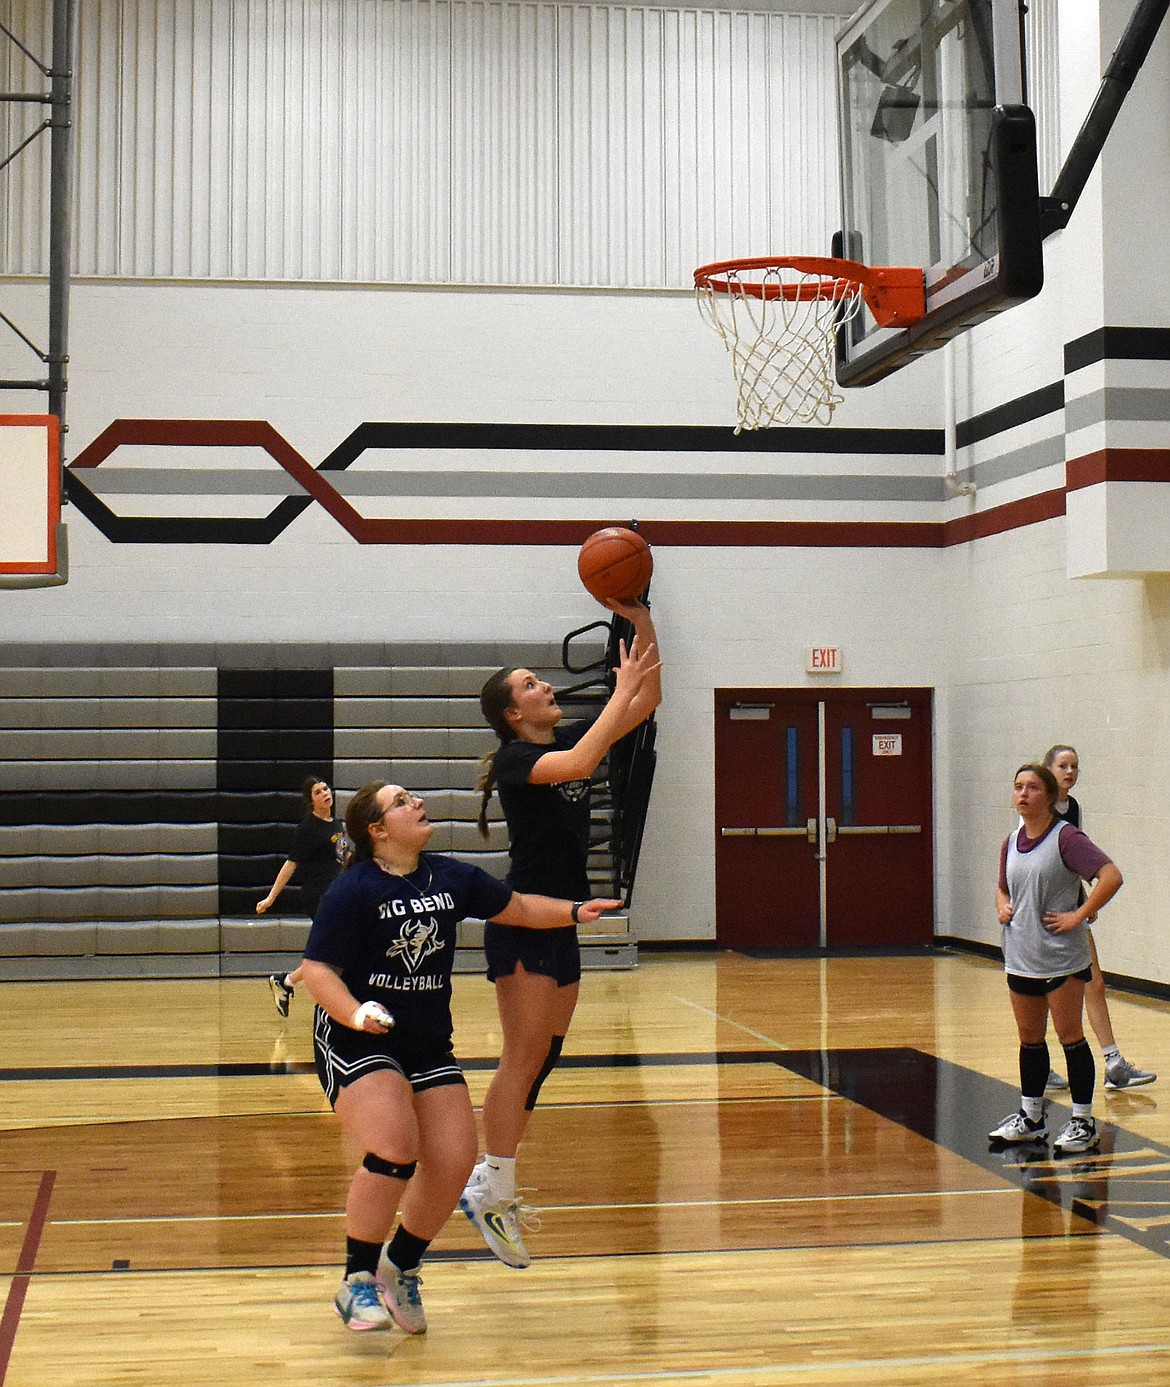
[571,901,585,924]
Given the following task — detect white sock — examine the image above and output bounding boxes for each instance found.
[1103,1045,1120,1063]
[1072,1103,1094,1119]
[482,1154,517,1201]
[1021,1096,1045,1122]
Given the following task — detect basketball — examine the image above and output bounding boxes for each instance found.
[577,527,653,604]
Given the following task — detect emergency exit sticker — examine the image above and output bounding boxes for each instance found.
[805,646,842,674]
[873,734,902,756]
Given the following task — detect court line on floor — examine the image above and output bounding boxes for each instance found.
[38,1185,1021,1228]
[0,1170,55,1387]
[667,994,789,1049]
[360,1340,1170,1387]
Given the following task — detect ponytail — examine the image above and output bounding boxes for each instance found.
[477,668,519,839]
[343,780,388,866]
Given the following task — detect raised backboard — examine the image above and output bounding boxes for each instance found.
[835,0,1044,386]
[0,414,66,587]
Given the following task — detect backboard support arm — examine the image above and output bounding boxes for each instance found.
[1038,0,1170,239]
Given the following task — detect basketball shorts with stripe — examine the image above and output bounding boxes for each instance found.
[312,1005,466,1107]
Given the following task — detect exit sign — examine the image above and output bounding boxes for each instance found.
[806,645,843,674]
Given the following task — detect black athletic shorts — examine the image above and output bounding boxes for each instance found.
[1006,965,1093,996]
[483,922,581,988]
[312,1006,465,1108]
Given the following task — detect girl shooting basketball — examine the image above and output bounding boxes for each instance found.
[463,598,661,1267]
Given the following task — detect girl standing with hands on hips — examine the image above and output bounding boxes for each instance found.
[1040,744,1154,1092]
[989,763,1123,1155]
[463,599,662,1268]
[299,780,622,1334]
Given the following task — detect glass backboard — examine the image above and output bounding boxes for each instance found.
[835,0,1043,385]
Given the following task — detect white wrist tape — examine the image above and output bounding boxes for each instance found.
[352,1000,394,1030]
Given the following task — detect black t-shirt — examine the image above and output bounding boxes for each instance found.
[495,719,593,899]
[303,854,512,1040]
[289,814,347,895]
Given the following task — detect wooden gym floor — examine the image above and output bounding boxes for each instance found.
[3,949,1170,1386]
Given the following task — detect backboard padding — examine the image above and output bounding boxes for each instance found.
[0,414,64,583]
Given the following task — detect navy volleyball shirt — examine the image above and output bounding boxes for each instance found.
[304,854,512,1039]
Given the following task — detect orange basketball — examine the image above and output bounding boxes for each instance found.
[577,527,653,603]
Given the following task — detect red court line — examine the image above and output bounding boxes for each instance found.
[0,1171,56,1387]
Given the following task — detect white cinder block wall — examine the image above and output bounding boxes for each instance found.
[4,0,1170,981]
[940,1,1170,981]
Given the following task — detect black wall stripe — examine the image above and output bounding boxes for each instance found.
[319,421,945,466]
[1064,326,1170,374]
[955,380,1065,449]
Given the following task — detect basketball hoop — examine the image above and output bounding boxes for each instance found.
[694,256,925,431]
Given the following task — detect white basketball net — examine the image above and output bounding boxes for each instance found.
[696,264,867,431]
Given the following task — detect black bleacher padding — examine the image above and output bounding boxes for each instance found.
[216,669,333,700]
[219,852,287,885]
[217,698,335,731]
[216,728,334,760]
[217,821,292,854]
[218,883,308,918]
[216,668,335,917]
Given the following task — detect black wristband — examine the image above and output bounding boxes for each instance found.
[571,901,585,924]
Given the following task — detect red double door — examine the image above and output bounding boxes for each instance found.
[714,688,933,949]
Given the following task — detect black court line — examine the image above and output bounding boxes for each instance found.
[5,1048,1170,1263]
[775,1047,1170,1263]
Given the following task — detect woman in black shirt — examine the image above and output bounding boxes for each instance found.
[462,598,661,1268]
[259,775,347,1015]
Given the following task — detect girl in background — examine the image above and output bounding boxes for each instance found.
[990,762,1124,1155]
[1041,744,1154,1092]
[259,775,347,1016]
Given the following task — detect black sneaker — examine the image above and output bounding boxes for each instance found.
[268,973,294,1018]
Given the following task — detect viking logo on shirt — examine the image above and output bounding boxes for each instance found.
[557,779,590,803]
[385,916,442,973]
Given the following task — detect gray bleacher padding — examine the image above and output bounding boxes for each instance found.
[336,696,486,729]
[0,697,216,729]
[0,922,98,955]
[335,759,482,791]
[0,759,217,791]
[221,918,282,951]
[332,726,496,759]
[0,667,217,697]
[0,728,216,758]
[1,641,616,972]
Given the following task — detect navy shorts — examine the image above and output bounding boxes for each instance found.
[1007,965,1093,997]
[484,922,581,988]
[312,1006,465,1108]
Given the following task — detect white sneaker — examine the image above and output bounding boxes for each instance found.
[988,1108,1048,1143]
[334,1272,392,1331]
[459,1179,539,1269]
[1053,1116,1100,1154]
[375,1254,427,1334]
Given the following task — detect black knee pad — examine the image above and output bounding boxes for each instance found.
[362,1152,417,1181]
